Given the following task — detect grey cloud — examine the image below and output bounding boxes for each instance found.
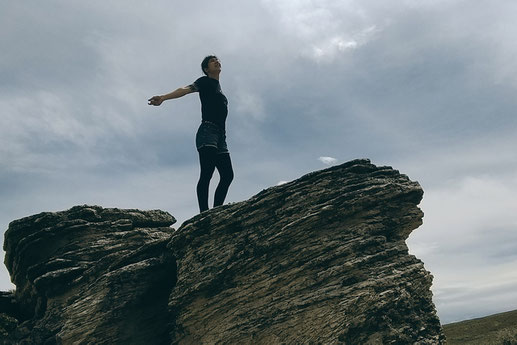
[2,1,517,325]
[434,278,517,323]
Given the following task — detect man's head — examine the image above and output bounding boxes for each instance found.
[201,55,221,76]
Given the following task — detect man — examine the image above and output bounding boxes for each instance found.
[148,55,234,213]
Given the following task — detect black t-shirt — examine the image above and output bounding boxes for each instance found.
[192,76,228,130]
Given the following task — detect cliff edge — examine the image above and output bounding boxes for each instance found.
[0,159,445,344]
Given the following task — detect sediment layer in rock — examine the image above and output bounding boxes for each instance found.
[168,159,444,344]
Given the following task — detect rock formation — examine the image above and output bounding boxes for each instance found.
[0,159,445,344]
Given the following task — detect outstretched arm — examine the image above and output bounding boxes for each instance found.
[148,85,196,106]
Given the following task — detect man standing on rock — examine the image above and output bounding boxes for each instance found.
[148,55,234,213]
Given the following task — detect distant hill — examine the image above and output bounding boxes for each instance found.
[443,309,517,345]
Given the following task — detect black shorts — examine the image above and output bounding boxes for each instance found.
[195,121,229,154]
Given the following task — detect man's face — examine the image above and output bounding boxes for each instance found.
[206,57,221,74]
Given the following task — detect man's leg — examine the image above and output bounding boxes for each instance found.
[214,153,234,207]
[197,147,218,212]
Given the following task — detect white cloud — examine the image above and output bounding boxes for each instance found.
[407,150,517,323]
[234,90,266,121]
[318,156,338,165]
[309,25,379,62]
[310,37,358,62]
[261,0,380,62]
[432,262,517,323]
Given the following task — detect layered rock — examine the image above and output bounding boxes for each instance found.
[2,207,176,344]
[1,159,445,344]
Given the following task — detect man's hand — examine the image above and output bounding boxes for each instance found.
[148,95,163,106]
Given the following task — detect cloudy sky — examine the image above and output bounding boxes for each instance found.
[2,0,516,324]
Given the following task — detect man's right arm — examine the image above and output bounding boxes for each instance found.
[148,84,197,106]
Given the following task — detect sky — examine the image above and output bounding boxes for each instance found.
[1,0,516,324]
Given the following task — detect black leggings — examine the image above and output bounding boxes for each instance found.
[196,147,234,212]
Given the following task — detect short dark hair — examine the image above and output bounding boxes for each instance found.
[201,55,218,76]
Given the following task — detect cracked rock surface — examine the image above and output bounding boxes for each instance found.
[1,159,445,344]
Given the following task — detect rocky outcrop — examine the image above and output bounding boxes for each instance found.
[1,159,445,344]
[2,207,176,344]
